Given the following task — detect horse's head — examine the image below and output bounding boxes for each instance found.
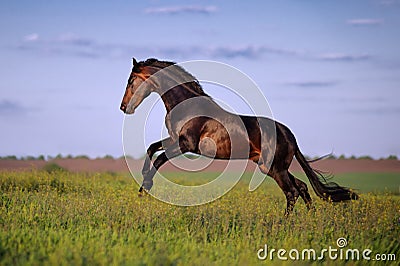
[120,58,159,114]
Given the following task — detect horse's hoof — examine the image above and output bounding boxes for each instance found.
[138,187,147,197]
[138,186,150,197]
[142,180,153,191]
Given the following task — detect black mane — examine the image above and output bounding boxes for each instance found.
[137,58,208,97]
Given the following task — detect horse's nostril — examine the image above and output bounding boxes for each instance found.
[120,104,127,112]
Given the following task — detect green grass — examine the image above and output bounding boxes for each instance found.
[291,172,400,195]
[333,172,400,194]
[160,171,400,195]
[0,170,399,265]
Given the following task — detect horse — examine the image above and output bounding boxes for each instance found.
[120,58,358,215]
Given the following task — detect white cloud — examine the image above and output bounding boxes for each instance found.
[16,33,103,59]
[57,33,93,46]
[0,99,30,116]
[24,33,39,42]
[379,0,400,6]
[346,19,384,26]
[144,5,217,15]
[15,33,376,65]
[15,35,301,60]
[286,81,339,88]
[318,53,371,62]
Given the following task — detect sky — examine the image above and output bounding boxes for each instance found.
[0,0,399,159]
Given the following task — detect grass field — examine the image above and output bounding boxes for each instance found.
[0,170,399,265]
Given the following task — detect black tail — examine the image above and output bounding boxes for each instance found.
[295,148,359,202]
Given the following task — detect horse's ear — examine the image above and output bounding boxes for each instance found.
[132,57,138,67]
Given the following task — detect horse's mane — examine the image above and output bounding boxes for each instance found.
[137,58,208,97]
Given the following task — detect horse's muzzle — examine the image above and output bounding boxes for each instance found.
[120,103,127,113]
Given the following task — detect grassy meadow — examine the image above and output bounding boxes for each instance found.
[0,169,399,265]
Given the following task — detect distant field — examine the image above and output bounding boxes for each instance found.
[322,172,400,195]
[1,157,399,174]
[0,170,399,265]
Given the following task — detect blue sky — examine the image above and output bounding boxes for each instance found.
[1,0,399,159]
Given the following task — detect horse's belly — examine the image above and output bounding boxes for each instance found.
[199,133,250,159]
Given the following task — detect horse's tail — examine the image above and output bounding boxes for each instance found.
[295,148,359,202]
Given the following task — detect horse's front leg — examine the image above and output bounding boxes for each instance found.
[142,137,172,176]
[140,140,187,193]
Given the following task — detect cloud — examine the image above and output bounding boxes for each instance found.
[317,53,371,62]
[14,33,375,65]
[144,5,217,15]
[16,33,106,59]
[212,46,262,58]
[57,33,94,46]
[14,34,303,60]
[199,45,303,59]
[0,100,28,116]
[286,81,339,88]
[24,33,39,42]
[349,105,400,116]
[346,19,384,26]
[166,45,302,59]
[379,0,400,6]
[213,45,302,58]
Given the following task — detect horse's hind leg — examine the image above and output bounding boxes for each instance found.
[259,164,299,216]
[288,172,313,210]
[273,170,299,216]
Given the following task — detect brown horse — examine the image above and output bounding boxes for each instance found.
[120,58,358,215]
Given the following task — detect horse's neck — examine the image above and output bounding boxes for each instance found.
[158,85,204,113]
